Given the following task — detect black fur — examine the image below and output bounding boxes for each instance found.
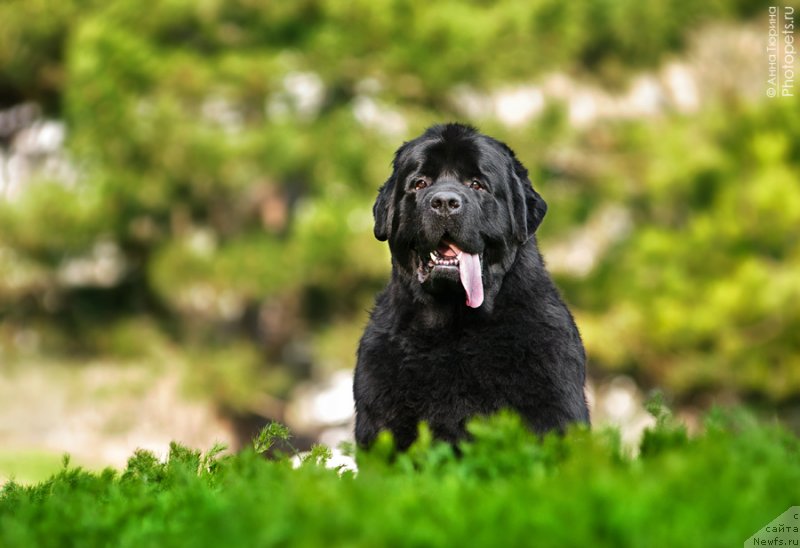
[354,124,589,450]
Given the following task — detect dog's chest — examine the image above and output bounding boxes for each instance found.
[392,328,526,414]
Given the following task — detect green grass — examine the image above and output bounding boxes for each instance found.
[0,451,77,486]
[1,408,798,547]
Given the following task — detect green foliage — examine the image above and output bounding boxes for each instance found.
[571,99,800,402]
[252,421,292,455]
[0,0,759,111]
[640,391,689,456]
[2,411,799,546]
[1,0,797,409]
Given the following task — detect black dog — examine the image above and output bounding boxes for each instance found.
[354,124,589,450]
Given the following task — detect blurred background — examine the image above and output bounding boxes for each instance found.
[1,0,798,482]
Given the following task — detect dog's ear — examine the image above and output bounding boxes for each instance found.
[373,177,394,241]
[374,141,414,241]
[508,156,547,243]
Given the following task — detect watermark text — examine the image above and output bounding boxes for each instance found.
[767,6,796,97]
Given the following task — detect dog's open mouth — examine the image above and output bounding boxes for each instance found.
[428,241,461,266]
[417,240,484,308]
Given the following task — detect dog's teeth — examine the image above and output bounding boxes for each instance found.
[430,252,437,262]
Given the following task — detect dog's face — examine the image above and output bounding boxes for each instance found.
[373,124,547,311]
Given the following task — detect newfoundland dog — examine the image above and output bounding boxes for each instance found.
[354,123,589,450]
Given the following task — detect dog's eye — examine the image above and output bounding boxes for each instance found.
[469,179,484,191]
[413,178,429,191]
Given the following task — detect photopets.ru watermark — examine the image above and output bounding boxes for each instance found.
[767,6,796,97]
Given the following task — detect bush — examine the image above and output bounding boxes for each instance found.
[2,409,798,546]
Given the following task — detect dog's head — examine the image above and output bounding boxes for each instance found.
[373,123,547,311]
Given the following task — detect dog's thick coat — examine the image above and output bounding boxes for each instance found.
[354,124,589,449]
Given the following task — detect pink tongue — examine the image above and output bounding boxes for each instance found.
[455,249,484,308]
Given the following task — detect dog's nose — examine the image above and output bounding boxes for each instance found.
[430,191,462,215]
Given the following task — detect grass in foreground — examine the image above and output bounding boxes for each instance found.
[1,406,798,547]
